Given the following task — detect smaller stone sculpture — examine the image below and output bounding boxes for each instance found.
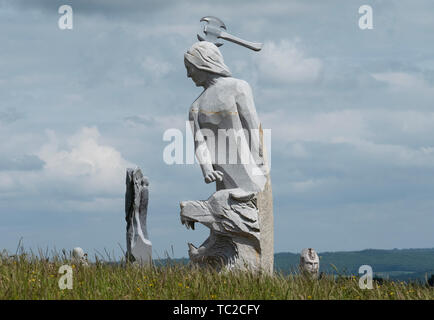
[180,188,261,271]
[125,167,152,264]
[299,248,320,278]
[72,247,88,266]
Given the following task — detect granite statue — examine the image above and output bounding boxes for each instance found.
[72,247,88,267]
[181,188,260,271]
[180,18,273,272]
[299,248,320,278]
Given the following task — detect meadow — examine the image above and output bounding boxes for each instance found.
[0,249,432,300]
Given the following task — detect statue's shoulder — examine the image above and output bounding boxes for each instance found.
[190,89,207,111]
[216,77,252,94]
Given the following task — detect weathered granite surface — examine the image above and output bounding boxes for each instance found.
[72,247,88,266]
[299,248,320,278]
[181,41,273,272]
[181,188,260,271]
[125,167,152,264]
[257,171,273,273]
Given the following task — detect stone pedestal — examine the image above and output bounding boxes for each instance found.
[257,173,273,274]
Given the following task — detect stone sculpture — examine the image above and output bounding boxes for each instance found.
[180,18,273,272]
[299,248,320,278]
[197,16,263,51]
[72,247,88,266]
[125,167,152,264]
[181,188,260,271]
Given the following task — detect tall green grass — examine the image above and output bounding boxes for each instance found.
[0,249,432,300]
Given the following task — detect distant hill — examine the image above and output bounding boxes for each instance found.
[275,248,434,282]
[155,248,434,282]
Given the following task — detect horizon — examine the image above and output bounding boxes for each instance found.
[3,239,433,261]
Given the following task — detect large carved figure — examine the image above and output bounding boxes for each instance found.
[181,33,273,272]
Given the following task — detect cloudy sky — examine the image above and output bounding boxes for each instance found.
[0,0,433,259]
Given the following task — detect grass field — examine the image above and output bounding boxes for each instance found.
[0,250,433,300]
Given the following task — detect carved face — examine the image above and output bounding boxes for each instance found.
[300,248,319,276]
[72,247,88,265]
[72,247,85,260]
[184,59,210,87]
[180,188,260,264]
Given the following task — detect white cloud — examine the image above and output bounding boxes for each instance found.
[263,109,434,168]
[124,113,186,131]
[290,179,325,193]
[263,109,366,144]
[349,140,434,168]
[0,127,135,206]
[141,56,174,79]
[371,72,433,91]
[0,107,24,124]
[36,127,135,197]
[255,39,322,84]
[0,173,14,191]
[136,24,197,39]
[287,142,309,158]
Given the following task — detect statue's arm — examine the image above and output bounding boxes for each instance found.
[189,111,223,183]
[235,81,264,166]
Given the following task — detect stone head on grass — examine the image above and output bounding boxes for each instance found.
[299,248,319,278]
[72,247,89,267]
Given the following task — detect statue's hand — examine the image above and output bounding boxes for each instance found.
[204,170,224,184]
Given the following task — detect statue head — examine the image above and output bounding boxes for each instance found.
[299,248,319,278]
[180,188,260,270]
[184,41,231,87]
[72,247,88,266]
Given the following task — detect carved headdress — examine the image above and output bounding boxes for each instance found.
[184,41,231,77]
